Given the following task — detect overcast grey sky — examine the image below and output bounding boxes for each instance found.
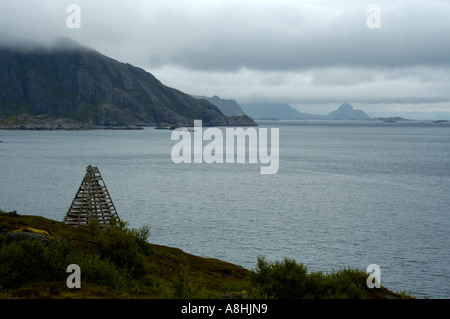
[1,0,450,118]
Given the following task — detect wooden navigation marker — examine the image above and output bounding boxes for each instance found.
[64,165,119,227]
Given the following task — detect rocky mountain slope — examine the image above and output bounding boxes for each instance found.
[0,38,256,128]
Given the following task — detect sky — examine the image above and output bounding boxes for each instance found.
[1,0,450,119]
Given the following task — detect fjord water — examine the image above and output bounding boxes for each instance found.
[1,120,449,298]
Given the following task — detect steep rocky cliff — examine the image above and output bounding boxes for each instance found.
[0,39,256,128]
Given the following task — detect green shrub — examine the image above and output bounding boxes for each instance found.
[250,256,370,299]
[172,263,193,299]
[322,268,368,299]
[0,219,151,290]
[0,237,63,288]
[94,219,148,279]
[130,225,151,253]
[66,249,130,289]
[250,256,308,299]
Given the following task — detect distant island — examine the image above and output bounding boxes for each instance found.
[192,97,450,122]
[241,102,312,119]
[0,38,256,130]
[240,102,372,120]
[326,103,372,120]
[191,97,375,121]
[377,117,409,123]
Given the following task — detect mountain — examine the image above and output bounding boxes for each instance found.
[241,103,320,120]
[240,102,371,120]
[191,95,246,117]
[325,103,371,120]
[0,38,256,128]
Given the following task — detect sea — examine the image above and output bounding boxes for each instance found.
[1,119,449,299]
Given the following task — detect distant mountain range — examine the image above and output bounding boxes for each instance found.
[0,38,256,129]
[240,102,311,119]
[192,96,450,121]
[191,95,246,117]
[240,102,372,120]
[192,96,373,121]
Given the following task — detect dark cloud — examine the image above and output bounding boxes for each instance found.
[2,0,449,70]
[124,0,450,71]
[0,0,449,117]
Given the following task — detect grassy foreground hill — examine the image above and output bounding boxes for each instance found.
[0,211,410,299]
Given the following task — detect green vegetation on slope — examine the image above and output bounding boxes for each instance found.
[0,211,410,299]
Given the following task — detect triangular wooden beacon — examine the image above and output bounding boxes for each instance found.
[64,165,119,227]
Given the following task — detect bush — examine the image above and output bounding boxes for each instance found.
[172,263,193,299]
[94,219,149,278]
[67,249,130,289]
[250,256,370,299]
[250,256,308,299]
[0,219,151,290]
[321,268,368,299]
[0,237,63,288]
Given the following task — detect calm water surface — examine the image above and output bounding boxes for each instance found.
[1,120,449,298]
